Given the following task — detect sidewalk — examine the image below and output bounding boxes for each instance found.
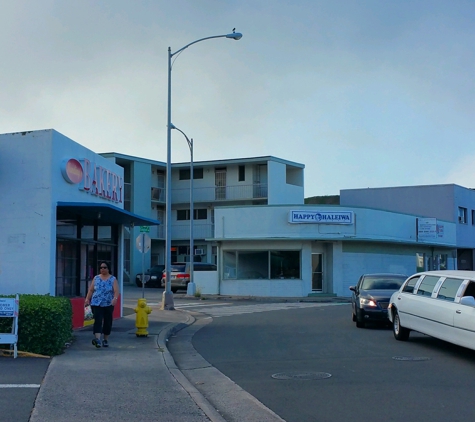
[30,305,222,422]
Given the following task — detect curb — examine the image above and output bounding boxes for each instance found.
[157,310,227,422]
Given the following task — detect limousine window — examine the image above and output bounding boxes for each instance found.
[402,276,421,293]
[462,281,475,299]
[416,275,440,296]
[435,278,465,301]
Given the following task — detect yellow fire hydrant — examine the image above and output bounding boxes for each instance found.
[135,298,152,337]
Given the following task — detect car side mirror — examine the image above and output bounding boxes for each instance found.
[349,286,356,292]
[460,296,475,307]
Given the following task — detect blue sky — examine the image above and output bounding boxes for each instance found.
[1,0,474,196]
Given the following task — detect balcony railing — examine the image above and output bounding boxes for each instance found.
[147,224,213,240]
[172,183,268,204]
[151,186,166,203]
[171,223,214,240]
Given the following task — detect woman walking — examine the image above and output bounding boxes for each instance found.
[85,261,119,348]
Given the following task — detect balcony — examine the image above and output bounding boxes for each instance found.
[172,183,268,204]
[147,223,213,240]
[171,223,214,240]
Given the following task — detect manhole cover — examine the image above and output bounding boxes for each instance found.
[392,356,431,361]
[271,372,332,380]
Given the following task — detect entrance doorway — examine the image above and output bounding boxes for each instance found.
[311,253,323,291]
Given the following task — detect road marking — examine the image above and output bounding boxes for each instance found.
[178,302,349,317]
[0,384,41,388]
[175,302,233,308]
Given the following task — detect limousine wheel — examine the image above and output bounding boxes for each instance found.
[393,311,410,341]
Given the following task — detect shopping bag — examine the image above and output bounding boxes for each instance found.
[84,305,94,321]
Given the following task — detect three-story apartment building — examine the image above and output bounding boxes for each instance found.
[100,153,305,284]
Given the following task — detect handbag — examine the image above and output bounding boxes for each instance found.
[84,305,94,321]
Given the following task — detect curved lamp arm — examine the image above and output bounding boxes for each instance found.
[171,32,243,57]
[170,123,192,151]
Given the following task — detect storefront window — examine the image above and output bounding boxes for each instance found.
[416,253,425,272]
[223,250,301,280]
[223,251,237,279]
[56,217,118,297]
[271,251,300,279]
[238,251,268,279]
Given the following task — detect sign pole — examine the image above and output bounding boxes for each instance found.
[141,233,145,299]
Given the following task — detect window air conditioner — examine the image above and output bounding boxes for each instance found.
[195,249,204,255]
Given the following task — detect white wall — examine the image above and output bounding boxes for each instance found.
[267,161,304,205]
[214,205,456,246]
[0,130,127,295]
[0,130,55,294]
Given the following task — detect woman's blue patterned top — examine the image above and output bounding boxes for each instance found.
[90,275,116,307]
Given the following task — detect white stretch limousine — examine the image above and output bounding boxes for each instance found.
[388,270,475,350]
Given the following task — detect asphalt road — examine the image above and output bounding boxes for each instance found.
[184,303,475,422]
[0,357,51,422]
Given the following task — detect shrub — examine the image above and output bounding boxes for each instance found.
[0,294,73,356]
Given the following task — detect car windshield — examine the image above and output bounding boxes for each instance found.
[361,276,406,290]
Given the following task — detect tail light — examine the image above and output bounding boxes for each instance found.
[177,273,190,279]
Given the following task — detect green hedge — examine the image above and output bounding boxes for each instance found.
[0,294,73,356]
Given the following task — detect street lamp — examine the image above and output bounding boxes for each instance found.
[170,124,196,296]
[161,30,243,310]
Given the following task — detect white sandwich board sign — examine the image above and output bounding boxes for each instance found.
[0,295,19,358]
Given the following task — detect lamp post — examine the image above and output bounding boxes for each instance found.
[161,30,243,310]
[170,124,196,295]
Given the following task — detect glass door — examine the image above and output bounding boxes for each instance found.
[312,253,323,291]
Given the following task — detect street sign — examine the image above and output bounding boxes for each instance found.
[140,226,150,233]
[136,233,151,254]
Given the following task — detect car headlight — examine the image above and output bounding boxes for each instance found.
[359,298,377,307]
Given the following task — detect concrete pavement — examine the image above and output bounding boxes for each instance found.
[27,286,349,421]
[28,286,288,422]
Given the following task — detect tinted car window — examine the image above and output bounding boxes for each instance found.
[361,276,405,290]
[462,281,475,298]
[170,264,186,272]
[416,275,440,296]
[402,276,420,293]
[436,277,464,301]
[192,264,217,271]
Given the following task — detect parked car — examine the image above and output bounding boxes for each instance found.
[161,262,217,293]
[388,270,475,350]
[135,264,165,288]
[349,273,408,328]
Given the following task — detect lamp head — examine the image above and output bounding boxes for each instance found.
[226,32,242,40]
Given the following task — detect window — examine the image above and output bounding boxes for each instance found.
[194,209,207,220]
[179,169,190,180]
[238,165,245,182]
[402,276,420,293]
[472,210,475,225]
[416,253,425,272]
[458,207,467,224]
[223,250,301,280]
[177,210,189,220]
[270,251,300,279]
[416,275,440,296]
[436,277,464,301]
[179,168,203,180]
[177,209,207,220]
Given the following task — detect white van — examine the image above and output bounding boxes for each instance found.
[388,270,475,351]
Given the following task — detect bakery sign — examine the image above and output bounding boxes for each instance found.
[61,158,124,203]
[289,210,354,224]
